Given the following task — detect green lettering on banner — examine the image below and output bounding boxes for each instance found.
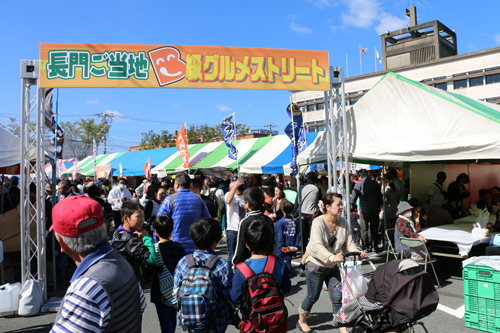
[46,50,150,81]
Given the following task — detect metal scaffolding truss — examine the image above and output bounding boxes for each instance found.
[20,59,47,301]
[324,66,351,222]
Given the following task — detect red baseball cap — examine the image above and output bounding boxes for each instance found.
[51,196,104,237]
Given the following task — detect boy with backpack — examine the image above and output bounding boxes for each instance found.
[110,201,155,286]
[232,187,275,267]
[275,201,300,274]
[150,214,186,333]
[174,218,239,333]
[231,219,291,333]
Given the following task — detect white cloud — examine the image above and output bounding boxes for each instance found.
[215,104,233,112]
[290,22,312,35]
[173,103,180,108]
[341,0,379,28]
[307,0,337,8]
[86,98,99,105]
[375,13,409,34]
[103,110,131,122]
[495,34,500,45]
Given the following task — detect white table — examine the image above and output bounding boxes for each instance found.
[454,215,495,225]
[420,224,492,258]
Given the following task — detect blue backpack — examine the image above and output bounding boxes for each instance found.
[177,254,219,330]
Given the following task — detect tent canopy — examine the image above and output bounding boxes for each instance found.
[61,133,323,178]
[298,72,500,166]
[110,147,178,177]
[0,127,36,173]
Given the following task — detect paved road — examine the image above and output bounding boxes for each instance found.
[0,245,481,333]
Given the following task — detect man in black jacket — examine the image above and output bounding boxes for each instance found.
[351,169,383,252]
[190,178,218,218]
[232,187,275,268]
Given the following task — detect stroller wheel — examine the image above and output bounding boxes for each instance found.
[407,321,429,333]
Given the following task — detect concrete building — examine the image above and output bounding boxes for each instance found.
[294,7,500,132]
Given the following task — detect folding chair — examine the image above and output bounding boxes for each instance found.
[400,237,440,287]
[385,228,399,262]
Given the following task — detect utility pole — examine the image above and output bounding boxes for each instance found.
[94,112,114,154]
[266,121,276,136]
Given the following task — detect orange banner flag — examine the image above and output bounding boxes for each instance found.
[176,124,190,168]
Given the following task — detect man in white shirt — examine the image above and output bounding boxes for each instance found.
[224,178,247,267]
[427,171,447,202]
[107,178,132,228]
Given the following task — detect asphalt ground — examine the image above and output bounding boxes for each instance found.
[0,242,485,333]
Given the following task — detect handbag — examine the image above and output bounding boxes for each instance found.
[300,220,339,265]
[155,242,177,308]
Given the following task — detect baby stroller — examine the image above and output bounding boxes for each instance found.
[332,252,439,333]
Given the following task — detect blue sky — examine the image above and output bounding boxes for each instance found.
[1,0,499,154]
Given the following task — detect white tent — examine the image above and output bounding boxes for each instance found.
[0,127,36,173]
[298,72,500,165]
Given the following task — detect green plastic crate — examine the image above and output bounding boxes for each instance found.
[465,312,500,333]
[464,264,500,332]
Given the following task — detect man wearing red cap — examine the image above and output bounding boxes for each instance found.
[50,195,146,333]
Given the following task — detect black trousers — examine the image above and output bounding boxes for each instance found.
[113,210,122,227]
[301,213,313,251]
[360,212,380,251]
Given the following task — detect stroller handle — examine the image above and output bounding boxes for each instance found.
[343,251,361,258]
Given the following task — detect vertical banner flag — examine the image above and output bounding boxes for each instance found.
[221,115,238,160]
[284,103,305,176]
[72,162,78,180]
[92,139,97,179]
[44,88,65,158]
[144,158,151,179]
[57,159,63,178]
[176,124,190,168]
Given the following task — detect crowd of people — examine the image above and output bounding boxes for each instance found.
[3,167,497,333]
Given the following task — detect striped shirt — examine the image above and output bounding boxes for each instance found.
[50,243,146,333]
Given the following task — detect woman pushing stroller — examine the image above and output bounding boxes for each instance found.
[297,192,368,333]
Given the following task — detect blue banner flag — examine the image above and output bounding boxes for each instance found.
[284,103,306,176]
[222,115,238,160]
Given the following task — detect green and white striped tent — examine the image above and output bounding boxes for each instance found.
[63,152,124,177]
[298,72,500,165]
[150,134,305,175]
[65,133,320,178]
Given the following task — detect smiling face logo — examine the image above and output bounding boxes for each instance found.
[148,47,186,86]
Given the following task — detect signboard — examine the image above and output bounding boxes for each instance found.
[317,163,326,175]
[198,167,233,179]
[40,43,330,91]
[96,164,112,178]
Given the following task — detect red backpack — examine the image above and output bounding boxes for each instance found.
[235,255,288,333]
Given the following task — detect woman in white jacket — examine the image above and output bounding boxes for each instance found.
[297,192,368,333]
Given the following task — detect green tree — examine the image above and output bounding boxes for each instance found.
[139,123,250,150]
[140,130,176,150]
[73,118,111,157]
[186,123,250,143]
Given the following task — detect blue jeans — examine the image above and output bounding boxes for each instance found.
[155,303,177,333]
[301,266,343,314]
[227,230,238,267]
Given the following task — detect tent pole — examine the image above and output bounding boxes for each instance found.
[1,169,4,214]
[324,91,332,192]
